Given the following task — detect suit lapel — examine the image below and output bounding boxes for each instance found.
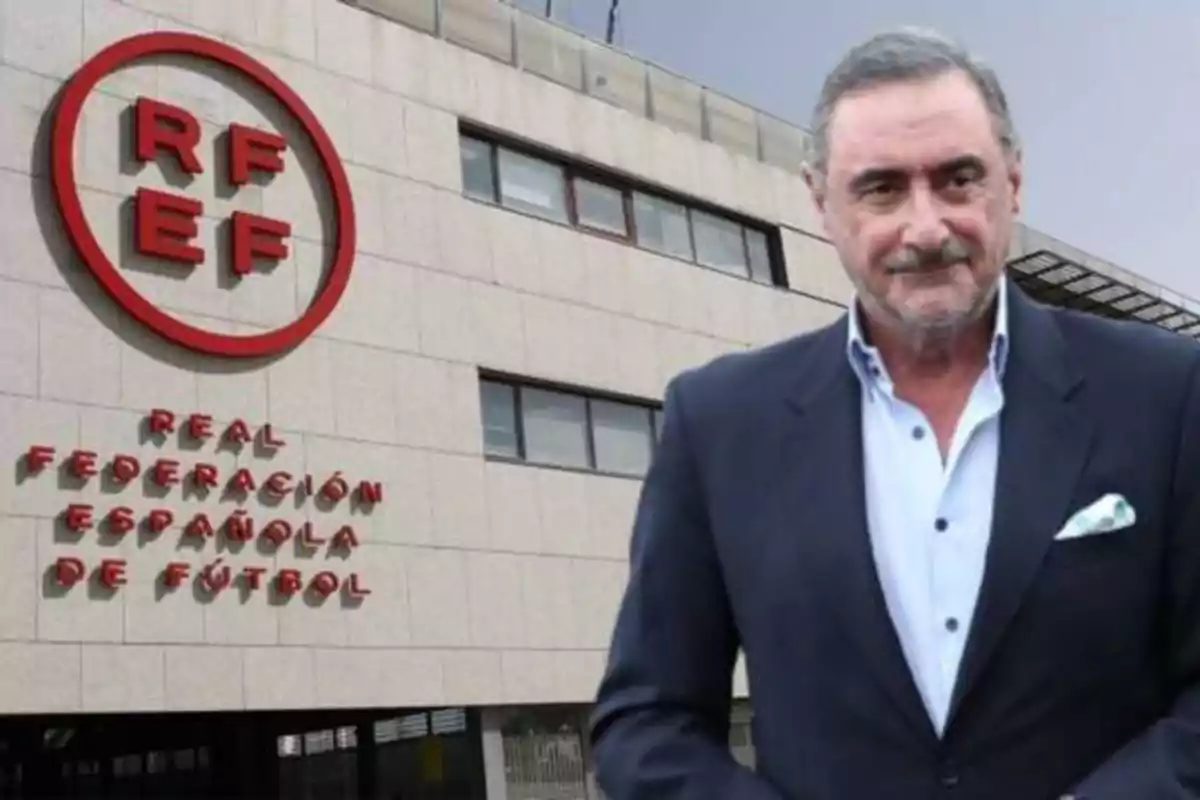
[947,283,1095,728]
[784,320,938,745]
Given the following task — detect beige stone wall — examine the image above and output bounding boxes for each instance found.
[0,0,849,715]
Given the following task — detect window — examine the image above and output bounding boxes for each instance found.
[497,148,568,222]
[573,177,627,235]
[633,192,694,261]
[480,382,519,458]
[591,399,654,475]
[521,387,590,469]
[746,228,774,284]
[460,130,782,286]
[480,375,662,477]
[692,208,749,277]
[460,137,496,201]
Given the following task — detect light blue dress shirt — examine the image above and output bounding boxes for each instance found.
[846,282,1009,736]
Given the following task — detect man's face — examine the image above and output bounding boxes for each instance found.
[807,69,1021,337]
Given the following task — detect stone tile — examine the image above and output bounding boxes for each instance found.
[82,644,165,712]
[484,462,542,554]
[0,396,80,518]
[164,645,244,710]
[0,172,69,288]
[313,0,373,83]
[427,453,488,550]
[243,646,316,709]
[0,642,82,713]
[0,281,39,396]
[35,517,129,644]
[0,517,37,641]
[0,66,60,178]
[343,544,411,647]
[39,287,123,406]
[441,648,503,706]
[252,0,318,62]
[406,547,470,648]
[2,0,83,79]
[465,551,526,648]
[520,555,575,650]
[328,342,398,444]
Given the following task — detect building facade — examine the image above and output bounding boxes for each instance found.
[1,0,1198,796]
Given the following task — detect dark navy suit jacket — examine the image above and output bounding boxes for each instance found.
[590,280,1200,799]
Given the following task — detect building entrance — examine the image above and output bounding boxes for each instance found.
[0,707,486,799]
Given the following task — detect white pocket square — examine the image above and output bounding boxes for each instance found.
[1053,493,1136,541]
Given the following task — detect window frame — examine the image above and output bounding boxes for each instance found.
[570,174,631,239]
[459,125,786,287]
[479,371,663,479]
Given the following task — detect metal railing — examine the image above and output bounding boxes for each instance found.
[345,0,810,172]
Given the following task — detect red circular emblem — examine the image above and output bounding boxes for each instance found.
[50,32,356,358]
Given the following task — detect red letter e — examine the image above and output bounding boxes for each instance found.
[135,188,204,265]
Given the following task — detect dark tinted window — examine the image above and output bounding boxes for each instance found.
[497,148,568,222]
[633,192,693,260]
[574,177,627,235]
[460,137,496,201]
[480,381,518,457]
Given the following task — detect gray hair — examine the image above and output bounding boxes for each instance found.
[805,27,1020,176]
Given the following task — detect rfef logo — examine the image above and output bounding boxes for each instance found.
[50,32,356,358]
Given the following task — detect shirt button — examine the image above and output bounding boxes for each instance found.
[935,518,949,532]
[912,426,926,441]
[945,618,960,633]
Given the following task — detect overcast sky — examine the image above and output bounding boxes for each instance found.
[515,0,1200,298]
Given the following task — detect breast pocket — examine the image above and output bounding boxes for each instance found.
[1026,520,1158,685]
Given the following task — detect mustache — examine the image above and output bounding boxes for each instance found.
[883,238,974,274]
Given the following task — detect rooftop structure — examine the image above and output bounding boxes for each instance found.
[348,0,1200,339]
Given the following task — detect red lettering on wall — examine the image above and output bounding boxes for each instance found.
[227,123,286,185]
[134,97,203,174]
[65,504,94,533]
[264,471,293,498]
[345,573,371,598]
[151,459,180,487]
[67,450,98,479]
[135,187,204,265]
[148,409,176,434]
[54,557,86,588]
[227,468,256,494]
[261,424,286,448]
[98,559,128,589]
[106,507,136,536]
[310,571,339,597]
[261,520,293,547]
[163,561,189,588]
[25,445,55,473]
[276,569,302,596]
[224,419,252,445]
[192,463,219,488]
[230,212,290,276]
[330,526,359,552]
[147,509,174,533]
[225,511,254,542]
[298,523,325,548]
[187,413,213,440]
[242,566,267,590]
[110,454,141,484]
[185,513,214,539]
[357,481,383,505]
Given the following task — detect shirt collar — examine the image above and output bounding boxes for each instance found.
[846,278,1010,390]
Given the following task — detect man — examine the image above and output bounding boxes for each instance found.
[590,27,1200,800]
